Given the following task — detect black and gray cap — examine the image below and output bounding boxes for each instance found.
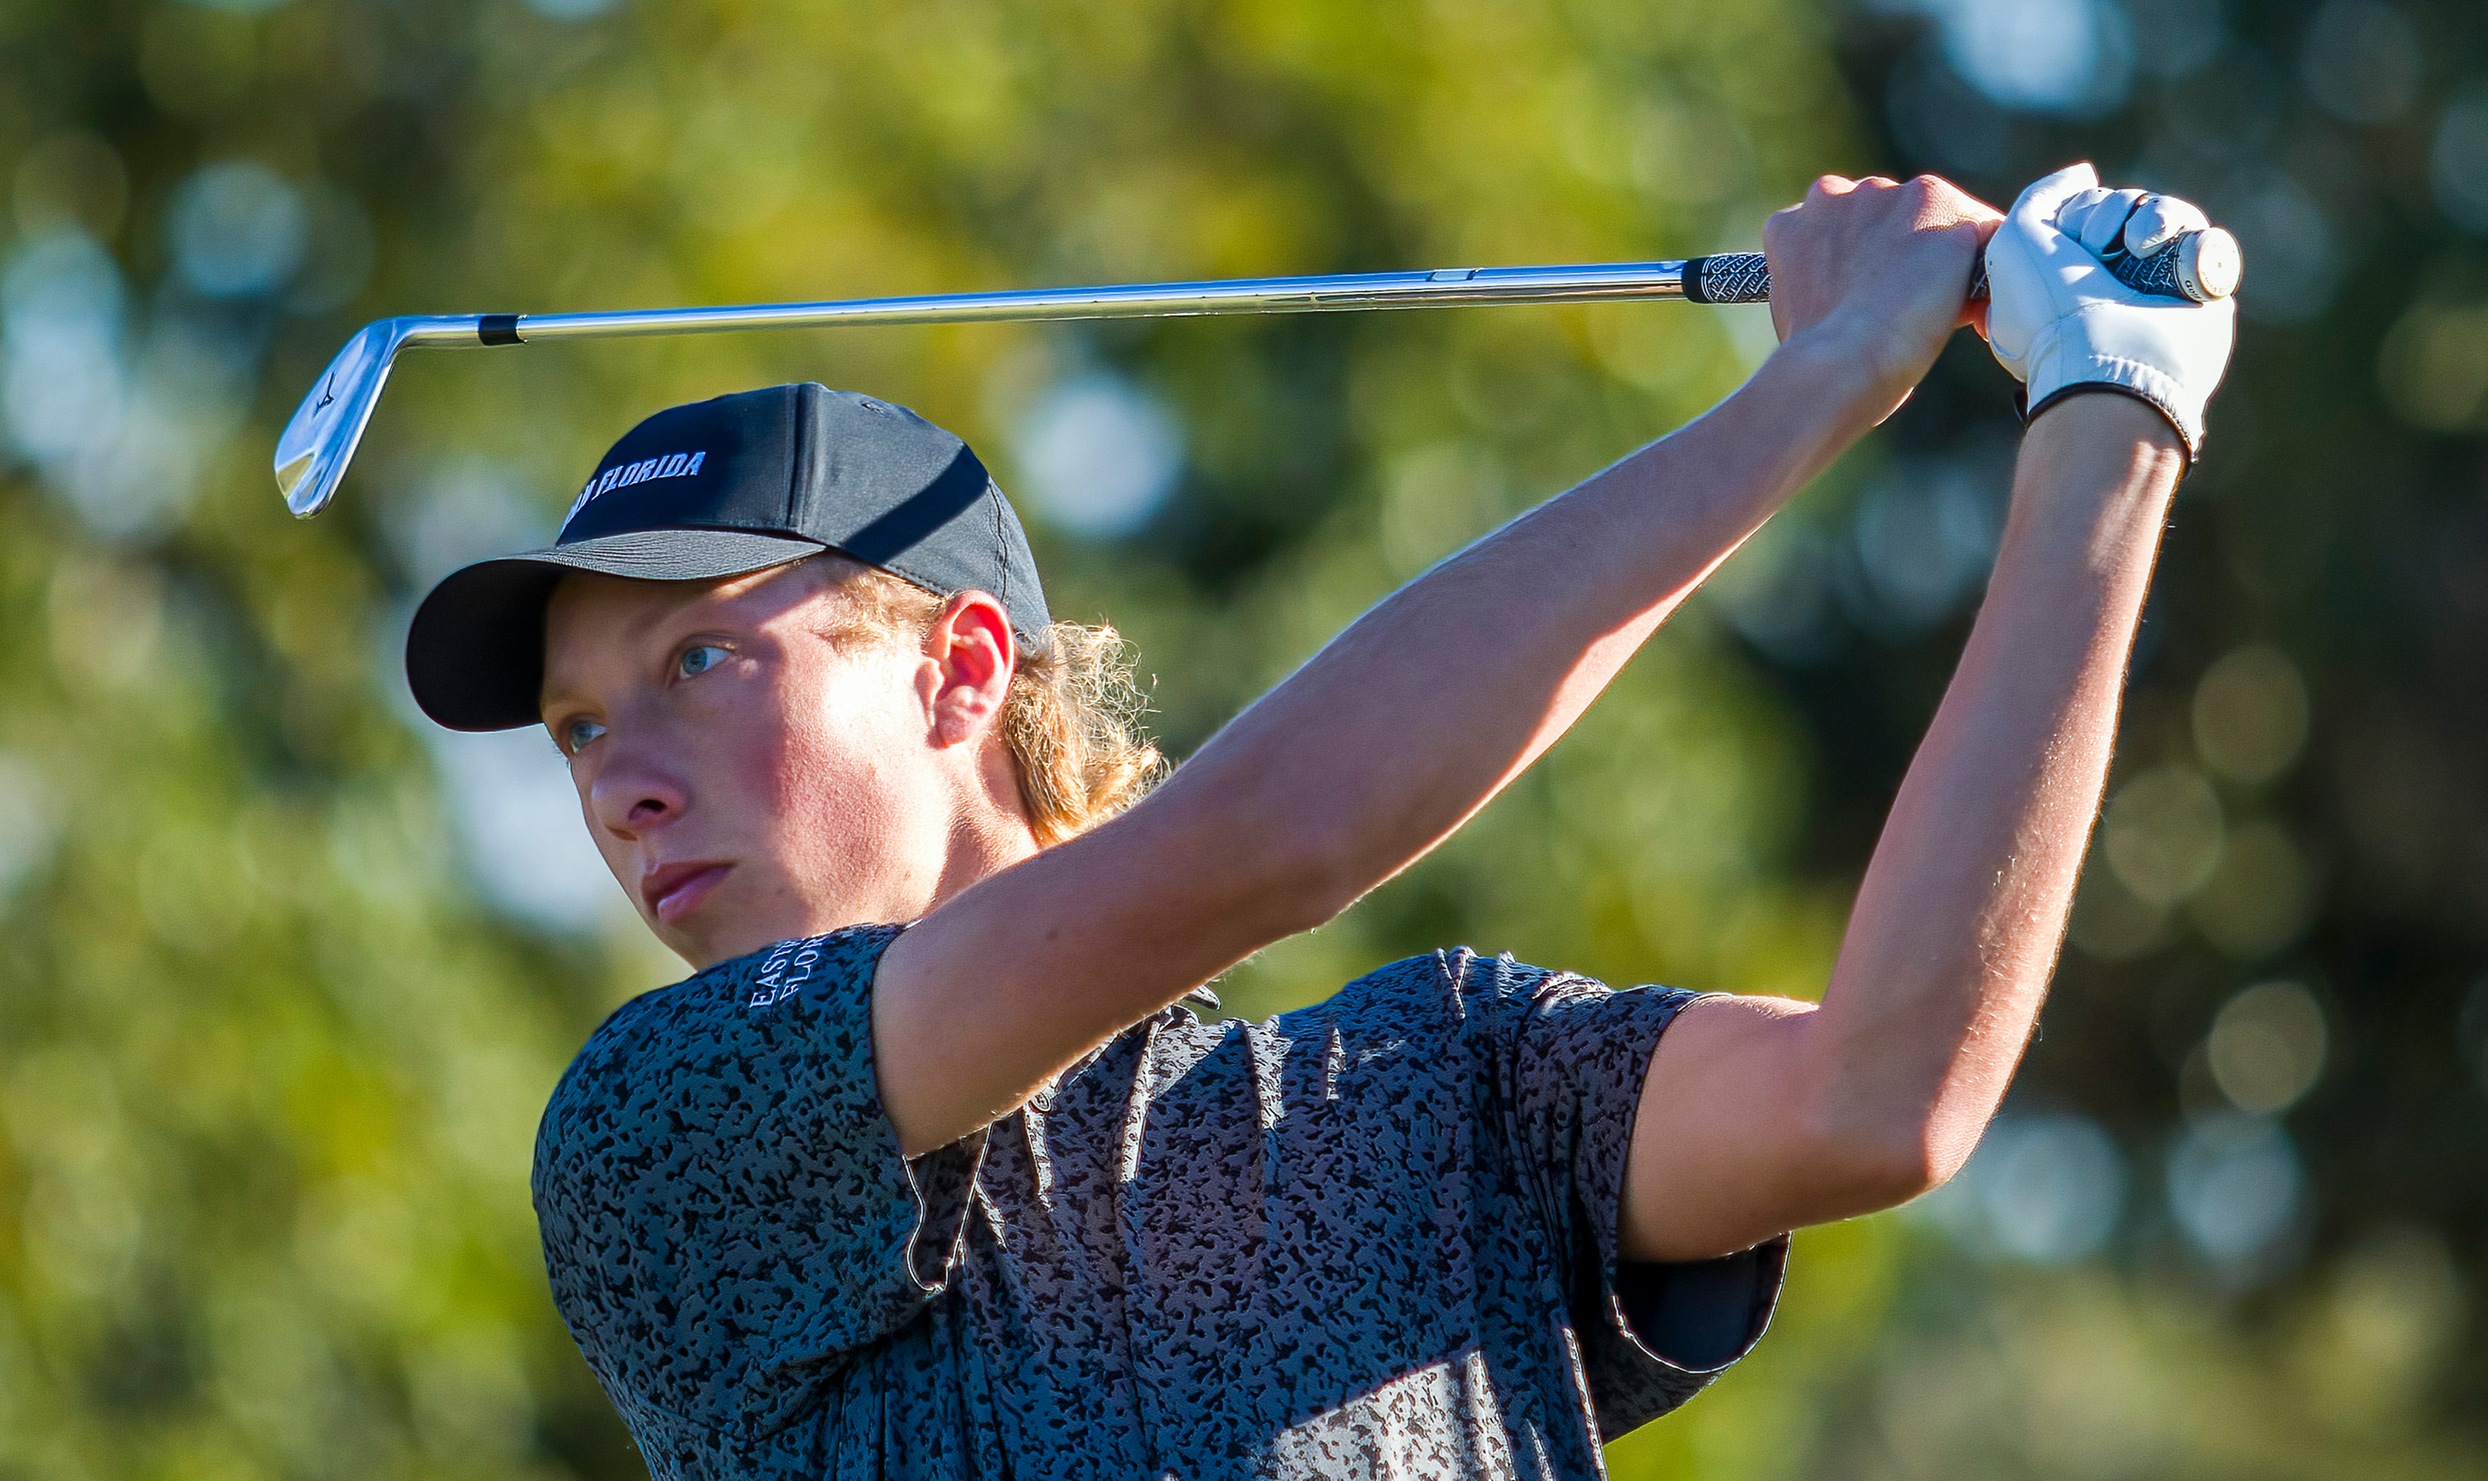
[405,382,1050,731]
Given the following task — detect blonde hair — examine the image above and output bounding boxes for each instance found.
[809,556,1166,845]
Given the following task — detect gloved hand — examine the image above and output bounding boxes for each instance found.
[1984,163,2236,459]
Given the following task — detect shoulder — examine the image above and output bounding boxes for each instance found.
[536,923,907,1162]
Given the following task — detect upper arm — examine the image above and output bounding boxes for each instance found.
[1619,993,1938,1264]
[872,781,1332,1155]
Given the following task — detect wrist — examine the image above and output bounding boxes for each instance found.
[2026,387,2187,462]
[2025,383,2192,470]
[1752,329,1900,443]
[2019,392,2187,514]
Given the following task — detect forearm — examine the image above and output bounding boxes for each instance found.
[1167,339,1880,923]
[1811,394,2182,1183]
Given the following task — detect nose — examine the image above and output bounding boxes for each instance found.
[586,736,689,840]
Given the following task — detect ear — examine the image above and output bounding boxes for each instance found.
[923,590,1018,748]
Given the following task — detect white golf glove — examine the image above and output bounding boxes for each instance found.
[1984,163,2236,459]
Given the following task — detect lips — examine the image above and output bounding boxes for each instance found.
[641,860,731,925]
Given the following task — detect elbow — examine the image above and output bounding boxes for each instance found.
[1777,1011,1998,1219]
[1864,1128,1959,1211]
[1188,806,1371,946]
[1130,762,1365,944]
[1831,1136,1949,1218]
[1792,1098,1964,1219]
[1241,800,1392,938]
[1158,730,1428,940]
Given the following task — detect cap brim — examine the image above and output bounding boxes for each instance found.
[405,529,825,732]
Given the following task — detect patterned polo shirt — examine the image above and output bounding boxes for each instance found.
[531,924,1786,1479]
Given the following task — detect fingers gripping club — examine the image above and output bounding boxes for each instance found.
[1682,224,2243,306]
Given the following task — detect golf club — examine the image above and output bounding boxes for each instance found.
[275,229,2239,520]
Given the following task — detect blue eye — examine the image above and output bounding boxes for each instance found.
[678,644,728,679]
[561,717,606,754]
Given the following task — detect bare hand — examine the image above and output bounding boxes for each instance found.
[1762,174,2000,425]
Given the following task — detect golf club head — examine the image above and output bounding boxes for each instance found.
[275,317,468,518]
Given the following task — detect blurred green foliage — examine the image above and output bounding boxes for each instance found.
[0,0,2482,1475]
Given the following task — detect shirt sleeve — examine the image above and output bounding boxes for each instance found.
[530,923,985,1447]
[1453,949,1788,1439]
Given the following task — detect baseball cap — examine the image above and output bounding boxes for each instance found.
[405,383,1051,731]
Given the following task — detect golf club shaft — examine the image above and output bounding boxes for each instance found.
[454,260,1711,347]
[426,230,2236,348]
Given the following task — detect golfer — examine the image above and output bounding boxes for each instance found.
[404,163,2231,1477]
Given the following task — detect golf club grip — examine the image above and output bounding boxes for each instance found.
[1682,231,2221,306]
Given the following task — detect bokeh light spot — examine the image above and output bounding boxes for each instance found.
[168,160,306,298]
[2104,764,2226,907]
[1874,0,2135,115]
[2206,980,2327,1113]
[2192,644,2310,785]
[2167,1113,2306,1269]
[2431,88,2488,234]
[2378,297,2488,431]
[1009,372,1185,541]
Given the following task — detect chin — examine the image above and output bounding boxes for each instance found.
[646,908,736,971]
[654,924,713,970]
[664,910,808,973]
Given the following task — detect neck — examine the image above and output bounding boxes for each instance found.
[930,806,1041,913]
[925,747,1043,914]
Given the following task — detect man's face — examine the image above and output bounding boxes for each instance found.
[539,561,955,968]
